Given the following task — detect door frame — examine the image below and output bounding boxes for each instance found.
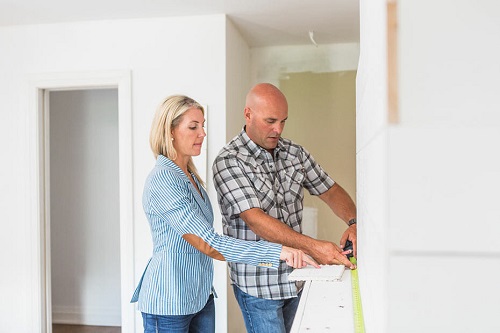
[26,70,134,333]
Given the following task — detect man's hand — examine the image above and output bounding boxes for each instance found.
[308,239,355,269]
[340,224,357,258]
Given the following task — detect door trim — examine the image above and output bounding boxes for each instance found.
[26,70,134,333]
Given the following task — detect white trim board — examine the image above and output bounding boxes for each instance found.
[291,271,355,332]
[25,70,134,333]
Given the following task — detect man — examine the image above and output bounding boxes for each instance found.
[212,83,357,333]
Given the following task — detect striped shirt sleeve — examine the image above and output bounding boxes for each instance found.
[147,168,282,268]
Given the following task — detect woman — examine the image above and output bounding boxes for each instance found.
[131,95,317,333]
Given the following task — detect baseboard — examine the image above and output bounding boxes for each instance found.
[52,305,121,326]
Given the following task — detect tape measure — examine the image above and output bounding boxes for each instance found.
[350,257,365,333]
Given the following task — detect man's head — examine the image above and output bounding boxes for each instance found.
[244,83,288,153]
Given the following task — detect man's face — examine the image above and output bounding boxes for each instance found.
[244,103,288,153]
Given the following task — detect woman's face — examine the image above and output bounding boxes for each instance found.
[171,107,206,158]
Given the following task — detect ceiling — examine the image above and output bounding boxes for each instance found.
[0,0,359,47]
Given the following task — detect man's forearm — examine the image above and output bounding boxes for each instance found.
[239,207,354,266]
[239,208,315,252]
[319,183,356,224]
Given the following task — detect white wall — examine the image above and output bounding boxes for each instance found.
[389,1,500,331]
[225,18,251,140]
[0,15,229,333]
[224,18,251,333]
[358,0,500,332]
[251,43,360,86]
[356,0,389,332]
[49,89,121,326]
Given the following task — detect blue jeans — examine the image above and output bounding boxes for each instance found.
[141,294,215,333]
[232,285,301,333]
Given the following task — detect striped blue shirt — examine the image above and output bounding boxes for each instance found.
[131,155,282,315]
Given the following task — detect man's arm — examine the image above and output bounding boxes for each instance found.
[239,208,354,268]
[318,182,358,257]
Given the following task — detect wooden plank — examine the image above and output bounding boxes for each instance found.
[388,0,399,124]
[291,271,354,332]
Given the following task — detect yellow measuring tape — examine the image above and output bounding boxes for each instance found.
[350,257,365,333]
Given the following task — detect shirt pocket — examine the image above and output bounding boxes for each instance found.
[282,165,306,204]
[252,171,276,209]
[252,172,273,193]
[240,159,272,193]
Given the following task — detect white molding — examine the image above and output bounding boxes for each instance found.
[290,272,355,333]
[26,70,134,333]
[52,305,121,327]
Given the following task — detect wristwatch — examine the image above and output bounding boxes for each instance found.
[348,218,357,226]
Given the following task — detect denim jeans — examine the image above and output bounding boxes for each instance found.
[232,285,302,333]
[141,294,215,333]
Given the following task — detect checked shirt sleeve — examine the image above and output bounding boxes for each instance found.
[212,155,262,219]
[299,146,335,195]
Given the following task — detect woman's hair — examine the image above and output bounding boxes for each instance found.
[150,95,205,187]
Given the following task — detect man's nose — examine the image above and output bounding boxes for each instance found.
[273,123,284,134]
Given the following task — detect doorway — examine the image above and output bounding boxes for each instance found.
[28,71,134,333]
[48,89,121,330]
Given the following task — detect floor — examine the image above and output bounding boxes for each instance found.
[52,324,121,333]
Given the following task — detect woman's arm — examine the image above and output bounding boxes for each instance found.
[183,233,318,268]
[182,233,225,260]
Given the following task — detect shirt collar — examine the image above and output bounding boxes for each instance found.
[239,126,284,160]
[156,155,189,181]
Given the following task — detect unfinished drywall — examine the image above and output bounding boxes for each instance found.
[281,71,357,242]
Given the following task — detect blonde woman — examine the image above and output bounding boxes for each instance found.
[131,95,317,333]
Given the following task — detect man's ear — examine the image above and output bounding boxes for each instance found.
[244,107,251,120]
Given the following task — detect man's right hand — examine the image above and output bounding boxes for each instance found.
[308,239,356,269]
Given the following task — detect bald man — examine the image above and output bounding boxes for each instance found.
[213,83,357,333]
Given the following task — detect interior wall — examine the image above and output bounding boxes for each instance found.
[355,0,389,331]
[0,15,229,333]
[357,0,500,332]
[251,43,359,86]
[50,89,121,326]
[281,71,357,242]
[249,44,359,246]
[224,18,251,333]
[388,1,500,331]
[225,18,251,140]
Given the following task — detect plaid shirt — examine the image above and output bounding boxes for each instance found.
[212,128,335,300]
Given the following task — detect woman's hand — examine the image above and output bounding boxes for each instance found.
[280,246,320,268]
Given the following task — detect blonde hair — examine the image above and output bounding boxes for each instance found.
[150,95,205,187]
